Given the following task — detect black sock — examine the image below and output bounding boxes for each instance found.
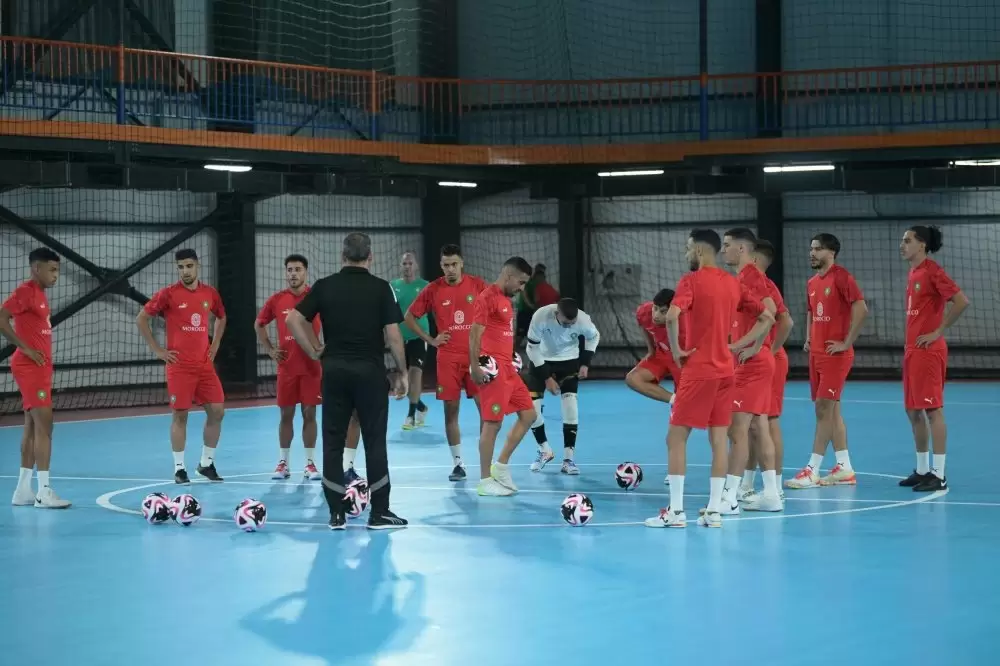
[407,403,417,418]
[563,424,578,450]
[417,399,427,412]
[531,424,548,446]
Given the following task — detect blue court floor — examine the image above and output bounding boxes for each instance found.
[2,379,999,666]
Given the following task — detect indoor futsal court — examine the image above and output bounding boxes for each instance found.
[2,379,998,665]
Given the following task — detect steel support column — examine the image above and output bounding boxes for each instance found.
[212,193,257,387]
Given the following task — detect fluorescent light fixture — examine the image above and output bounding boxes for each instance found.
[597,169,665,177]
[204,163,252,173]
[950,159,1000,166]
[438,181,477,188]
[762,164,835,173]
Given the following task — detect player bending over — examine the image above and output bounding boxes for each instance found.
[391,251,431,430]
[255,254,322,481]
[2,248,71,508]
[740,239,794,503]
[405,244,489,482]
[645,229,772,529]
[899,225,969,492]
[720,228,779,514]
[524,297,600,474]
[786,233,867,489]
[137,249,227,484]
[469,257,537,497]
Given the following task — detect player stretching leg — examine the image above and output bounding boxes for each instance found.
[899,226,969,492]
[625,289,684,484]
[645,230,771,529]
[720,228,780,514]
[404,244,489,482]
[786,234,867,490]
[740,240,794,503]
[391,251,431,429]
[2,248,71,508]
[469,257,536,496]
[255,254,323,481]
[523,298,601,474]
[137,249,227,484]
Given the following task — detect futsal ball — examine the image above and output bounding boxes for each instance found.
[560,493,594,526]
[170,494,202,526]
[234,498,267,532]
[478,354,499,383]
[343,478,370,518]
[615,462,644,490]
[512,352,523,372]
[141,492,172,524]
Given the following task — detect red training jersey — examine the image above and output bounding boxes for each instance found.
[672,267,764,380]
[807,265,864,356]
[472,284,516,362]
[905,258,960,351]
[734,264,774,351]
[256,287,322,376]
[144,282,226,367]
[636,301,687,354]
[761,273,788,350]
[408,274,489,358]
[2,280,53,370]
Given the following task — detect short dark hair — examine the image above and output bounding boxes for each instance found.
[652,288,675,308]
[342,232,372,263]
[440,244,462,258]
[724,227,757,244]
[689,229,722,253]
[754,239,776,261]
[557,297,579,320]
[28,247,60,264]
[811,233,841,257]
[285,254,308,268]
[175,248,198,262]
[504,256,533,276]
[908,225,944,254]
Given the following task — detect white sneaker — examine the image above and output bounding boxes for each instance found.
[560,459,580,475]
[477,477,514,496]
[530,448,555,472]
[402,416,416,430]
[414,410,427,427]
[645,507,687,528]
[697,510,722,528]
[785,466,821,489]
[34,487,71,509]
[739,486,756,502]
[491,463,518,491]
[741,492,783,512]
[12,486,35,506]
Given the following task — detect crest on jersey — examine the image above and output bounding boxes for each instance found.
[202,300,209,309]
[823,287,831,296]
[454,311,465,324]
[191,313,202,327]
[36,390,46,399]
[915,282,921,291]
[465,294,474,303]
[491,403,501,414]
[816,302,824,317]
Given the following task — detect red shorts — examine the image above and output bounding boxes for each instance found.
[478,364,533,422]
[809,351,853,401]
[670,375,735,430]
[277,370,322,408]
[167,363,225,411]
[769,348,789,418]
[732,351,775,415]
[12,363,53,411]
[903,346,947,410]
[436,353,479,401]
[635,350,682,387]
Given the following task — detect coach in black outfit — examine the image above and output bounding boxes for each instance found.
[286,232,409,531]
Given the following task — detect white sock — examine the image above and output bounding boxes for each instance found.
[37,470,50,490]
[916,451,930,475]
[200,446,214,468]
[304,450,315,466]
[172,450,185,470]
[16,467,32,490]
[762,470,778,497]
[777,473,783,488]
[344,448,357,470]
[279,447,290,463]
[722,474,741,505]
[563,447,574,461]
[740,469,756,490]
[449,444,462,464]
[707,476,726,513]
[668,475,685,513]
[808,453,823,472]
[834,449,852,470]
[931,454,946,479]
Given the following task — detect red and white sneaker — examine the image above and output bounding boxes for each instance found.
[272,461,291,480]
[784,466,820,489]
[819,463,856,486]
[304,462,321,481]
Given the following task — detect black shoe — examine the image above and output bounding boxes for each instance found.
[914,474,947,492]
[368,509,408,530]
[197,463,224,482]
[329,512,346,530]
[899,470,932,487]
[174,469,190,484]
[344,467,361,484]
[448,464,467,482]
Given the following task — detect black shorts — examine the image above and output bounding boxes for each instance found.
[525,358,580,396]
[404,339,427,369]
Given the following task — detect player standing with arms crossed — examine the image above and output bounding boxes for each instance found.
[785,233,867,489]
[3,248,71,508]
[137,249,227,483]
[404,244,489,482]
[645,230,772,529]
[255,254,322,481]
[523,297,601,474]
[898,226,969,492]
[469,257,536,496]
[391,251,431,430]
